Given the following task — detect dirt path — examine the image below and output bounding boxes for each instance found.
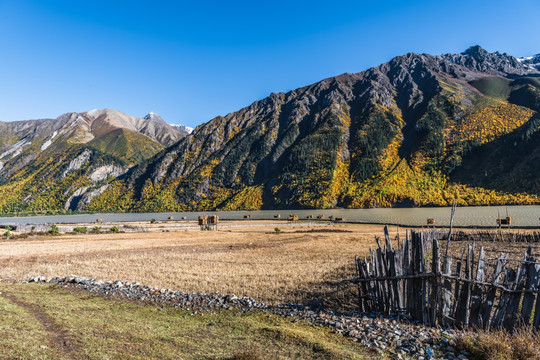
[0,290,86,359]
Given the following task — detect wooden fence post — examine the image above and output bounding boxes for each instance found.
[469,247,486,327]
[521,258,540,326]
[481,254,505,329]
[430,239,440,325]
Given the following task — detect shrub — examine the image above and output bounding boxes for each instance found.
[73,227,87,234]
[91,226,101,233]
[274,227,281,234]
[150,218,156,224]
[3,230,11,238]
[49,224,59,235]
[110,226,119,233]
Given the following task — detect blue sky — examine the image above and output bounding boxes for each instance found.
[0,0,539,127]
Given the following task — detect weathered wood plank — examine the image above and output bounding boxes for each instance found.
[502,248,531,331]
[481,254,505,329]
[441,257,454,326]
[430,239,440,326]
[456,246,473,328]
[534,284,540,329]
[453,260,463,318]
[412,231,427,323]
[376,248,388,313]
[469,247,486,327]
[491,269,516,329]
[520,259,540,326]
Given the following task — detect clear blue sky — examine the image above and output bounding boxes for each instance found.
[0,0,539,127]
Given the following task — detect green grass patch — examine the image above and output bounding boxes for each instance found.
[470,77,512,99]
[0,284,372,359]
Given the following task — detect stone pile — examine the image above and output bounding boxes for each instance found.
[27,276,467,359]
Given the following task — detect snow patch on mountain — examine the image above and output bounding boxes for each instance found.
[517,54,540,70]
[171,124,194,134]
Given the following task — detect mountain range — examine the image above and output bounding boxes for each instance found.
[1,46,539,214]
[0,109,187,212]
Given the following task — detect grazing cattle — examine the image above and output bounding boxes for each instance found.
[198,216,208,225]
[287,215,299,222]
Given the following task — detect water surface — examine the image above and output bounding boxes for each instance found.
[1,205,539,227]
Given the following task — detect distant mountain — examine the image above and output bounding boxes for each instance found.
[518,54,540,71]
[170,123,194,134]
[0,109,187,212]
[1,46,540,214]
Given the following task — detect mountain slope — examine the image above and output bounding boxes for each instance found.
[0,109,188,213]
[83,46,540,212]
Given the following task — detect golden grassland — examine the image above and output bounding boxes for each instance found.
[0,223,400,307]
[2,223,539,306]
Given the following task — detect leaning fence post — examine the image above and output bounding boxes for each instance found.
[445,200,457,258]
[441,257,453,326]
[430,238,440,326]
[456,245,472,328]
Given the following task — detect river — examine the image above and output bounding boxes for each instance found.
[1,205,539,227]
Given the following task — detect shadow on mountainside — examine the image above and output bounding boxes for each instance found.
[450,115,540,195]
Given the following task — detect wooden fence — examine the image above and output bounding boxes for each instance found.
[407,229,540,243]
[354,226,540,332]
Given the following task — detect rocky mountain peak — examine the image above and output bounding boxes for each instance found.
[144,112,165,123]
[461,45,489,57]
[453,45,529,75]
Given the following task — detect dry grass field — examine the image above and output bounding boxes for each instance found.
[0,223,408,308]
[1,222,537,309]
